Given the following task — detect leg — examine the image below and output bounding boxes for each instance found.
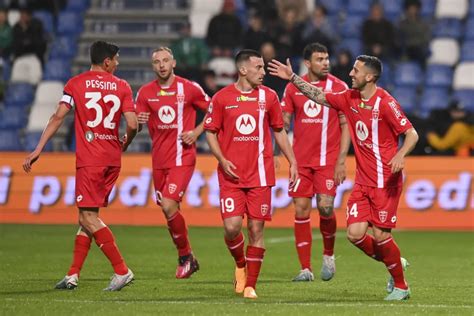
[317,194,338,281]
[223,215,245,268]
[292,197,315,281]
[245,218,266,294]
[162,198,192,257]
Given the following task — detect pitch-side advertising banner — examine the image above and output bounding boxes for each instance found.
[0,153,472,230]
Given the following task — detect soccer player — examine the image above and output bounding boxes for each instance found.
[281,43,350,282]
[23,41,138,291]
[135,47,210,278]
[268,55,419,301]
[204,49,298,299]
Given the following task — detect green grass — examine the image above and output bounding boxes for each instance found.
[0,224,473,315]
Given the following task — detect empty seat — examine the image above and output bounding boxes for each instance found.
[427,38,460,66]
[336,38,362,57]
[420,0,437,17]
[0,106,28,129]
[453,89,474,110]
[393,62,423,87]
[435,0,468,18]
[10,54,43,85]
[26,81,65,132]
[460,41,474,61]
[43,59,71,82]
[380,0,402,21]
[7,9,19,26]
[57,11,84,36]
[433,18,463,39]
[464,18,474,40]
[424,65,453,88]
[49,36,78,60]
[419,88,450,116]
[4,83,34,107]
[65,0,91,12]
[33,10,54,36]
[318,0,347,15]
[190,0,223,37]
[346,0,372,14]
[391,86,418,114]
[208,57,236,87]
[24,131,54,152]
[0,130,23,151]
[453,62,474,90]
[34,81,64,105]
[339,15,364,38]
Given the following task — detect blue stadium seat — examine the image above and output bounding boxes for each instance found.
[318,0,347,15]
[346,0,372,14]
[453,89,474,111]
[465,18,474,40]
[1,57,11,81]
[4,83,34,107]
[24,131,53,152]
[424,65,454,88]
[391,86,418,114]
[0,130,23,151]
[393,62,423,87]
[48,36,78,60]
[57,11,84,36]
[33,10,54,36]
[470,0,474,17]
[420,88,450,116]
[0,107,28,129]
[43,59,72,82]
[336,39,362,58]
[420,0,436,18]
[378,62,393,88]
[65,0,91,12]
[380,0,402,21]
[339,15,364,39]
[433,18,463,39]
[460,41,474,61]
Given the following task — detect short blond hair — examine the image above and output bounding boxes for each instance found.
[153,47,174,58]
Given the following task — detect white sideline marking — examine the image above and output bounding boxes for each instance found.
[267,232,345,244]
[2,298,472,309]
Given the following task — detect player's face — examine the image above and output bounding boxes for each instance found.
[104,54,119,74]
[349,60,371,90]
[305,51,330,79]
[152,50,176,81]
[241,56,265,87]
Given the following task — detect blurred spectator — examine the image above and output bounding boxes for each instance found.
[426,100,474,156]
[245,0,278,28]
[243,12,270,52]
[0,8,12,58]
[171,21,210,82]
[208,56,236,88]
[206,0,242,57]
[331,49,353,87]
[200,69,219,97]
[260,41,286,97]
[270,6,304,58]
[11,7,47,63]
[362,2,395,60]
[301,5,337,54]
[276,0,308,23]
[398,0,431,66]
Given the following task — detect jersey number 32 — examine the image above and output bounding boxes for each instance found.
[85,92,121,129]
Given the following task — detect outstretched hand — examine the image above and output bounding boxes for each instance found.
[267,58,294,80]
[23,150,40,173]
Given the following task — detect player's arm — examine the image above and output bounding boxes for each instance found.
[23,103,70,172]
[268,58,329,107]
[388,127,419,173]
[334,114,351,185]
[121,111,138,152]
[180,119,204,146]
[273,127,298,188]
[205,131,239,179]
[273,111,292,156]
[181,83,212,145]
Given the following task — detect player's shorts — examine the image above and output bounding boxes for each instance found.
[75,166,120,208]
[288,165,337,198]
[153,165,195,205]
[346,184,403,229]
[219,186,272,221]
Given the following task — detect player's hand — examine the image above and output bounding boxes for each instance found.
[180,130,198,145]
[23,150,40,173]
[274,156,281,171]
[219,158,239,179]
[334,162,346,185]
[268,58,294,80]
[288,162,298,190]
[137,112,150,124]
[388,152,405,173]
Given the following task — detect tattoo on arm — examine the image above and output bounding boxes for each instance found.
[291,74,328,106]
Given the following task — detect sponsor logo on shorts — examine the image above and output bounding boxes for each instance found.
[391,216,397,223]
[378,210,388,223]
[85,131,94,142]
[326,179,334,190]
[76,195,83,202]
[169,183,177,194]
[261,204,269,216]
[355,121,368,141]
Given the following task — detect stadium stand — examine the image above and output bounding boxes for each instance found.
[10,54,42,84]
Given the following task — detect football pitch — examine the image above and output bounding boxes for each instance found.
[0,224,473,315]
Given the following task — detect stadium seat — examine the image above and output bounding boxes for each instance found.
[393,62,423,87]
[26,81,64,132]
[4,83,35,107]
[57,11,84,36]
[435,0,468,18]
[453,89,474,110]
[470,0,474,16]
[10,54,42,85]
[453,62,474,90]
[190,0,223,37]
[346,0,372,14]
[0,106,28,129]
[65,0,91,12]
[464,18,474,40]
[378,62,393,88]
[391,86,418,114]
[208,57,236,87]
[48,36,78,60]
[33,10,54,37]
[0,130,23,151]
[419,88,450,116]
[433,18,463,39]
[424,65,454,88]
[427,38,460,66]
[1,57,11,81]
[318,0,347,15]
[420,0,437,18]
[379,0,402,21]
[34,81,64,105]
[7,9,19,26]
[339,15,364,39]
[336,38,362,57]
[24,131,54,152]
[43,59,72,82]
[460,41,474,61]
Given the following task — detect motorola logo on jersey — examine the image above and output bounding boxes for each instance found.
[303,100,321,118]
[355,121,369,141]
[158,106,176,124]
[236,114,256,135]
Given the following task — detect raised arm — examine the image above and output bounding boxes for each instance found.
[267,58,329,106]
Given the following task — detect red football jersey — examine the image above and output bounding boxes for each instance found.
[282,74,348,167]
[135,76,210,169]
[326,87,413,188]
[204,84,284,188]
[61,70,135,168]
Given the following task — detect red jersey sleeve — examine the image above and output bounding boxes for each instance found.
[190,81,211,111]
[135,86,150,113]
[384,97,413,135]
[60,78,75,109]
[121,80,135,113]
[268,90,284,129]
[203,95,222,132]
[325,90,349,112]
[281,83,295,113]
